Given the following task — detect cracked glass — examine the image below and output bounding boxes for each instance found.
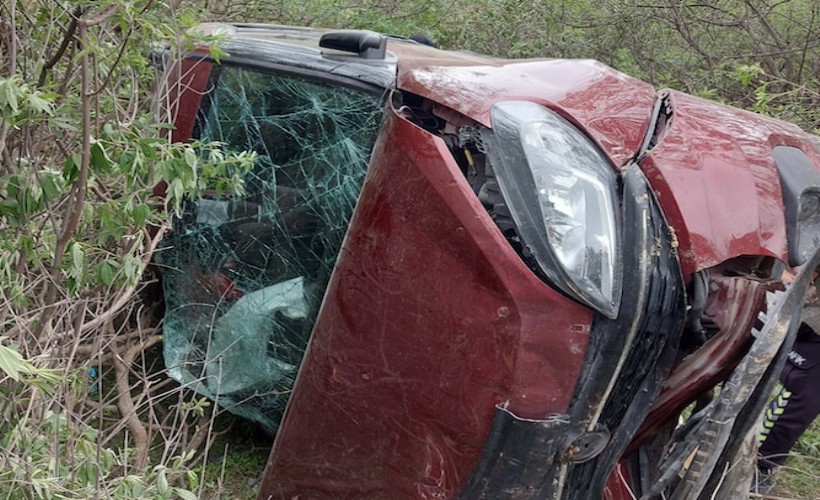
[159,63,383,430]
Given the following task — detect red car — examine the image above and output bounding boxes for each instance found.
[157,23,820,499]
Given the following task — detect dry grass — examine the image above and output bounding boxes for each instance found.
[771,418,820,499]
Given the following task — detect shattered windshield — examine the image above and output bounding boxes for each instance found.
[159,63,383,430]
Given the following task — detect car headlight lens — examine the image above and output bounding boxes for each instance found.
[482,101,622,318]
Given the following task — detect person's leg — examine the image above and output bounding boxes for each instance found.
[758,340,820,471]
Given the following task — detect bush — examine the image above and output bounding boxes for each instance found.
[1,1,253,497]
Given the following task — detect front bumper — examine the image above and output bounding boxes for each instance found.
[639,249,820,500]
[461,164,687,499]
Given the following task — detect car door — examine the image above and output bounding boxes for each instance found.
[160,54,385,430]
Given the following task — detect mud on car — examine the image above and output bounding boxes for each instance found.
[154,23,820,499]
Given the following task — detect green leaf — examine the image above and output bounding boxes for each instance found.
[102,122,115,138]
[26,93,54,115]
[174,488,197,500]
[131,203,150,228]
[0,199,19,217]
[735,63,763,87]
[156,467,169,495]
[6,173,22,198]
[39,173,60,201]
[66,276,79,295]
[20,186,44,215]
[90,142,113,173]
[97,260,116,286]
[122,254,141,285]
[169,178,184,208]
[0,342,27,381]
[139,138,161,160]
[186,470,199,490]
[1,78,19,113]
[70,242,85,279]
[62,154,80,183]
[118,149,137,176]
[183,148,197,169]
[209,45,229,64]
[50,116,80,133]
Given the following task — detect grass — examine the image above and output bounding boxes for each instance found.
[772,417,820,499]
[197,417,273,499]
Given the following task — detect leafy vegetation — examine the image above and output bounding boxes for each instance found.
[200,0,819,133]
[1,0,253,497]
[1,0,818,498]
[776,418,820,499]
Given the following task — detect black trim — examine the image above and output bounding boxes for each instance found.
[561,164,686,500]
[151,47,170,70]
[773,145,820,266]
[459,409,570,498]
[319,31,387,59]
[183,55,387,97]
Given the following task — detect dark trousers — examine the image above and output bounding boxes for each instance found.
[758,324,820,470]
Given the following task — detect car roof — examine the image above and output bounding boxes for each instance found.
[188,22,820,168]
[190,23,493,90]
[189,23,656,166]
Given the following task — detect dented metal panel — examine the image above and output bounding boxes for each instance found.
[638,90,820,275]
[258,107,593,498]
[368,152,686,499]
[396,59,657,167]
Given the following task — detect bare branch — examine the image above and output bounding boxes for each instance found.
[38,6,84,87]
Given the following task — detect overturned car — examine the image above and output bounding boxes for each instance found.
[156,23,820,499]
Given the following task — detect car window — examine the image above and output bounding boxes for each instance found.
[159,64,383,430]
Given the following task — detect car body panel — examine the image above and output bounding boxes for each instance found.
[258,107,593,498]
[639,90,820,275]
[395,59,820,277]
[192,23,396,89]
[152,57,212,198]
[396,58,656,168]
[166,58,212,144]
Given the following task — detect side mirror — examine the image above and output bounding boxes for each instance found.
[319,31,387,60]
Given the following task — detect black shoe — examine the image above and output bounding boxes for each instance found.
[752,468,778,497]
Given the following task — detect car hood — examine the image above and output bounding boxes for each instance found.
[396,56,820,274]
[639,90,820,274]
[395,56,657,167]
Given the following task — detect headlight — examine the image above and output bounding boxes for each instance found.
[482,101,622,318]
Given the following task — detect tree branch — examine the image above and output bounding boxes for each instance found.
[112,332,164,469]
[38,6,84,87]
